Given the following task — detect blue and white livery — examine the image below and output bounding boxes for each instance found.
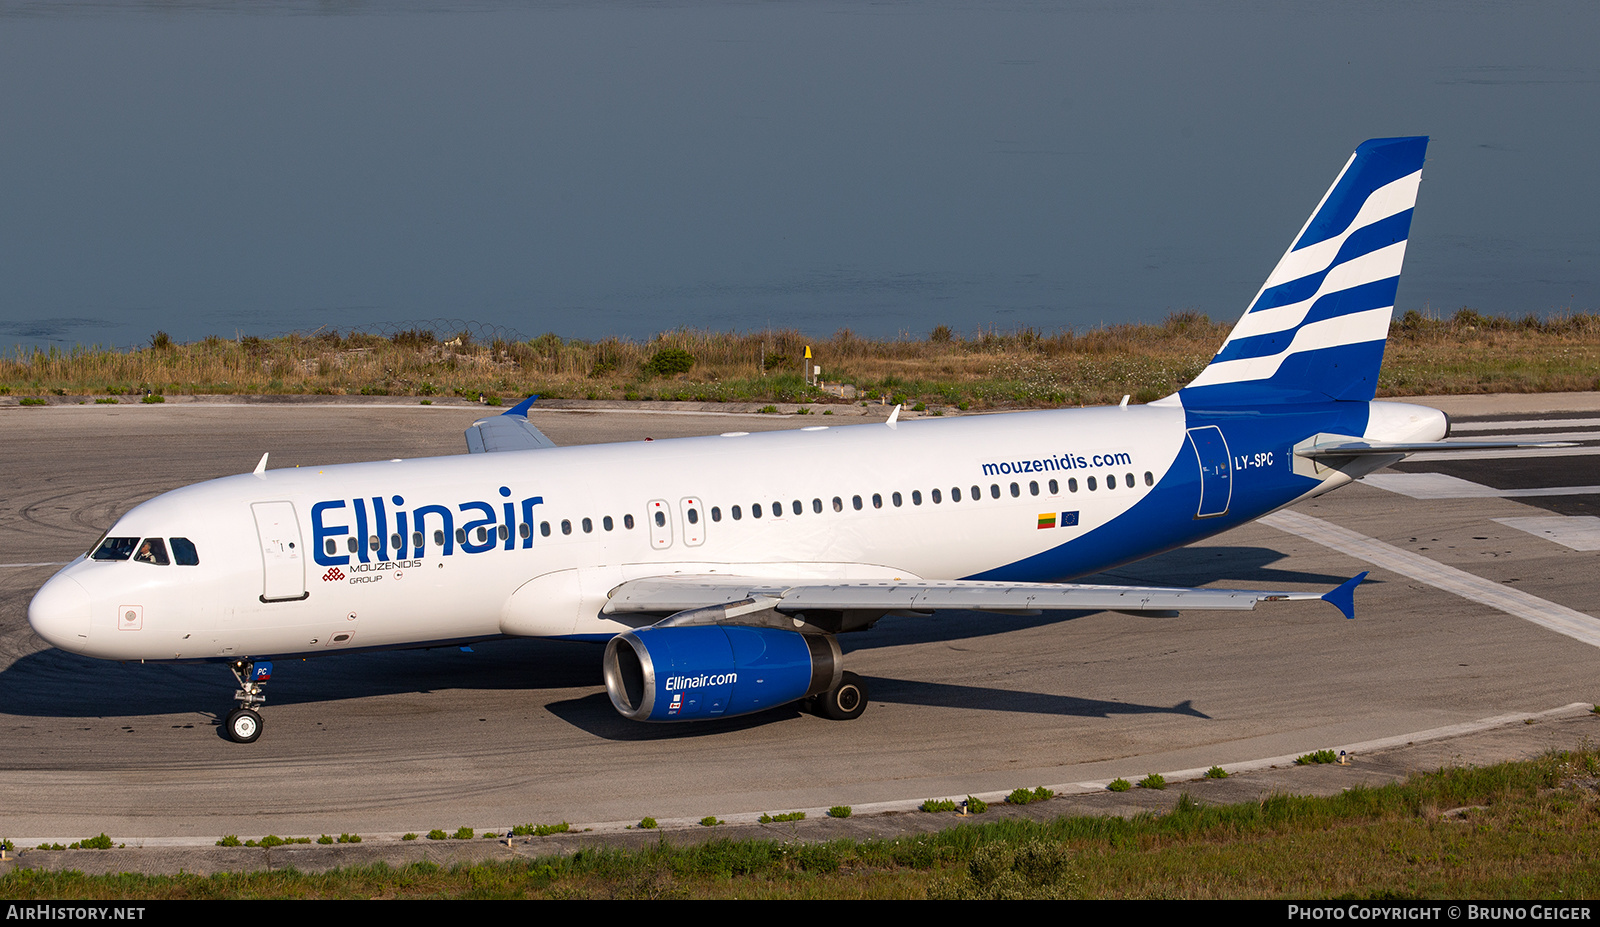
[29,138,1542,743]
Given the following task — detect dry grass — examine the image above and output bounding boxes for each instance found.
[4,310,1598,408]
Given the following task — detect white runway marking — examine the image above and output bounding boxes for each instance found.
[1361,472,1600,499]
[1451,417,1600,433]
[1494,516,1600,552]
[1261,510,1600,649]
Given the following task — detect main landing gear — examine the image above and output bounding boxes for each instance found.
[811,671,868,721]
[223,660,272,744]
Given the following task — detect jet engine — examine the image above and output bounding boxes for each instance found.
[603,625,841,721]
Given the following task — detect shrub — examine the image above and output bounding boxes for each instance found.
[1297,750,1339,765]
[216,835,241,847]
[645,347,695,377]
[1138,774,1166,790]
[638,817,657,829]
[964,797,987,814]
[317,835,334,845]
[1107,778,1132,792]
[426,829,448,841]
[827,806,852,819]
[141,394,165,403]
[1205,766,1229,779]
[1007,787,1054,805]
[452,826,474,840]
[921,799,959,813]
[19,397,46,406]
[759,811,805,823]
[401,833,418,841]
[699,816,722,827]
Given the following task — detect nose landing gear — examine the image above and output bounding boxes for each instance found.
[223,660,271,743]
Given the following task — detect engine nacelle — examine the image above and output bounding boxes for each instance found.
[603,625,841,721]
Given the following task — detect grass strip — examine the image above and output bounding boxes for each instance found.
[5,311,1599,409]
[7,747,1600,899]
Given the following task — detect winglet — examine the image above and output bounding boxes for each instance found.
[1321,571,1368,620]
[504,395,539,417]
[253,452,269,476]
[886,403,901,428]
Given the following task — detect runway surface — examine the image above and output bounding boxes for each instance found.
[3,397,1599,842]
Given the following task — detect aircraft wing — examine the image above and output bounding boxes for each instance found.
[465,396,558,453]
[602,573,1367,621]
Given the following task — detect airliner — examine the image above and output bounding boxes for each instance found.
[28,137,1525,744]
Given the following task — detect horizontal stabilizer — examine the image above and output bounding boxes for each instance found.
[1296,440,1573,458]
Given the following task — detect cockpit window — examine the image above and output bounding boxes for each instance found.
[170,537,199,566]
[91,537,139,561]
[133,538,170,565]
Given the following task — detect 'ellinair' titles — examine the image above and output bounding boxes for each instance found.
[664,673,738,692]
[981,450,1134,476]
[311,488,545,567]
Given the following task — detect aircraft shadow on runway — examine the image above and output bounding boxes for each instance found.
[0,546,1352,726]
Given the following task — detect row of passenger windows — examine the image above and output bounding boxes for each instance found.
[323,470,1155,557]
[91,536,200,566]
[708,472,1153,521]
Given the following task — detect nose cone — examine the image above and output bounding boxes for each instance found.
[28,573,91,652]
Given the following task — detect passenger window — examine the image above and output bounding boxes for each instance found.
[604,515,615,531]
[872,493,882,509]
[1049,479,1059,494]
[1011,483,1021,498]
[1128,472,1137,488]
[752,504,762,519]
[518,523,530,539]
[1144,471,1154,486]
[990,484,1000,499]
[475,527,488,543]
[792,500,803,516]
[972,485,982,500]
[654,511,667,527]
[540,521,551,537]
[732,505,742,520]
[932,488,942,503]
[324,538,337,557]
[771,502,782,517]
[582,517,593,533]
[561,519,572,535]
[951,487,961,502]
[348,536,360,553]
[393,532,404,549]
[455,528,467,544]
[710,507,721,522]
[892,492,902,507]
[134,538,169,565]
[1029,481,1039,496]
[687,508,699,524]
[434,529,446,546]
[370,535,382,551]
[1088,476,1098,491]
[1068,478,1078,493]
[170,537,199,566]
[499,525,510,541]
[1106,474,1117,489]
[852,495,863,511]
[912,490,922,505]
[414,530,426,548]
[832,496,843,513]
[92,537,138,561]
[813,498,823,513]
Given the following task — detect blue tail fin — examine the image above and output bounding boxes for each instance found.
[1181,137,1428,407]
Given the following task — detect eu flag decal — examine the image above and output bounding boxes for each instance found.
[1038,511,1079,529]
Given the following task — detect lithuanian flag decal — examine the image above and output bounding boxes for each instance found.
[1038,511,1080,530]
[1037,513,1056,530]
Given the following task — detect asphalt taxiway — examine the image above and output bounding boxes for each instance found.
[3,395,1599,866]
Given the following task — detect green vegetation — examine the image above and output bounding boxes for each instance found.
[1006,788,1054,806]
[12,748,1600,899]
[637,818,657,830]
[1107,778,1132,793]
[759,812,806,823]
[426,830,448,841]
[452,827,474,840]
[921,799,960,813]
[7,310,1597,409]
[699,817,723,828]
[1205,766,1229,779]
[1297,750,1340,766]
[827,806,852,819]
[513,823,570,837]
[1137,774,1166,791]
[964,797,988,814]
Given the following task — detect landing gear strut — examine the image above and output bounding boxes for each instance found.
[224,660,271,743]
[813,671,868,721]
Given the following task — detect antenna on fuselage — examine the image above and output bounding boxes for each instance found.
[252,452,268,476]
